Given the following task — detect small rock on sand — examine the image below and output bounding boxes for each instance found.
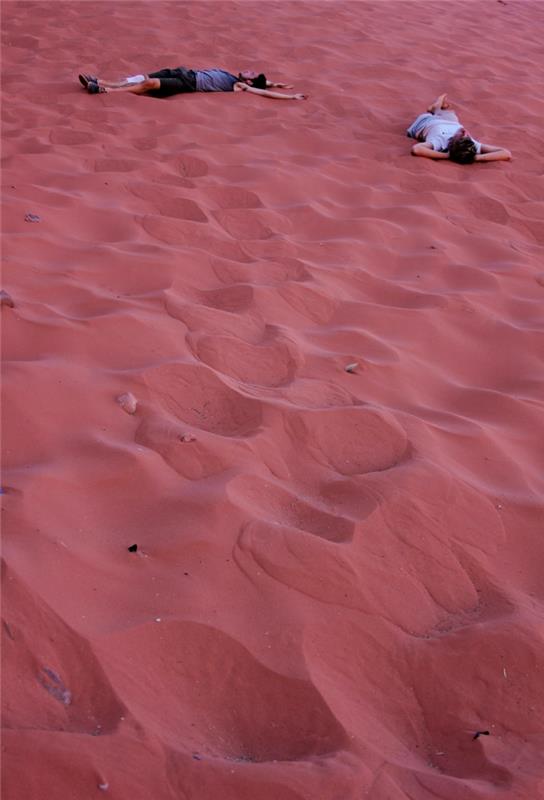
[116,392,138,414]
[0,290,14,308]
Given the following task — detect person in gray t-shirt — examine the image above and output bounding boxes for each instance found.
[78,67,306,100]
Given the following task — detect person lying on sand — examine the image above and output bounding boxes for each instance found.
[407,94,511,163]
[78,68,306,100]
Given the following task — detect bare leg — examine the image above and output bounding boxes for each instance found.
[427,93,450,114]
[100,78,160,94]
[97,74,149,88]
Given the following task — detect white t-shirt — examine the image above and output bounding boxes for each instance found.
[425,119,482,154]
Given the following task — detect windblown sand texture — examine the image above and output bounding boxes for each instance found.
[2,1,544,798]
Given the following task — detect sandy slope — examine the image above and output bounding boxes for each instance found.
[2,1,544,798]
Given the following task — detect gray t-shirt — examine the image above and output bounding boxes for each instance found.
[195,69,238,92]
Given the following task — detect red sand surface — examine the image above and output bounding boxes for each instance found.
[2,1,544,798]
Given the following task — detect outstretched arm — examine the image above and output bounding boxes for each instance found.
[234,83,306,100]
[411,142,449,159]
[474,143,512,162]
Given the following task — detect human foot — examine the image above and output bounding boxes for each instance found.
[427,93,450,113]
[87,81,106,94]
[79,73,98,88]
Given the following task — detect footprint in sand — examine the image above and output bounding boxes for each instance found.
[98,620,348,761]
[176,154,208,178]
[205,186,262,210]
[194,333,299,387]
[50,129,94,146]
[144,363,262,437]
[197,285,255,313]
[227,474,354,543]
[286,406,409,475]
[94,158,139,173]
[158,197,208,223]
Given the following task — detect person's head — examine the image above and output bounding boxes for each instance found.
[238,70,267,89]
[448,129,477,164]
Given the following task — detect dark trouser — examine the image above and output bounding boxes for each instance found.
[147,66,197,97]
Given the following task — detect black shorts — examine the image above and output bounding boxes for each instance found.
[147,66,197,97]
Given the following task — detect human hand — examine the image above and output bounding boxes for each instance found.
[293,93,307,100]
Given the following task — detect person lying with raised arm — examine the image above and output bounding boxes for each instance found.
[407,94,511,163]
[78,67,306,100]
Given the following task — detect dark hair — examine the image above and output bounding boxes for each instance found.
[449,136,477,164]
[251,73,267,90]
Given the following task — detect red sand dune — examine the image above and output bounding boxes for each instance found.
[2,1,544,798]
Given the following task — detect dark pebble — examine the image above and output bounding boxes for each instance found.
[473,730,490,740]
